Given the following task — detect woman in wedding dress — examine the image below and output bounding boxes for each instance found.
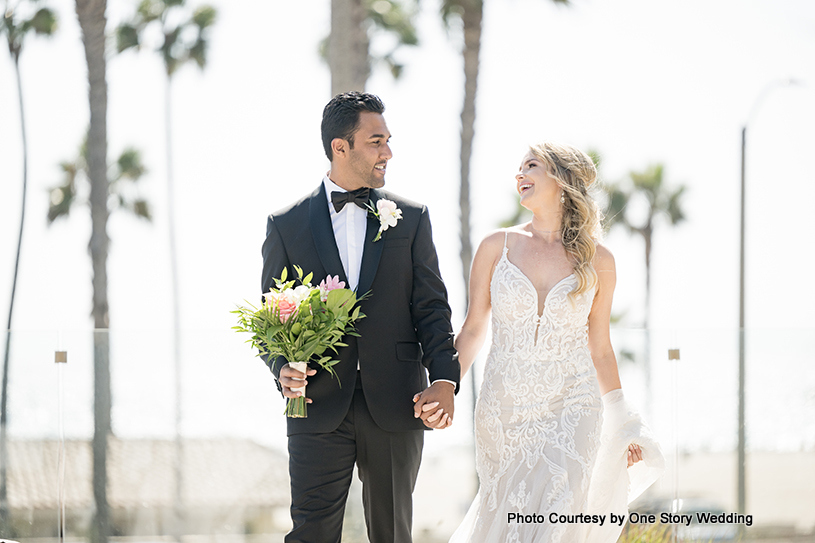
[448,142,663,543]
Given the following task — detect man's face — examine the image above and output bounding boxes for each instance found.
[344,111,392,189]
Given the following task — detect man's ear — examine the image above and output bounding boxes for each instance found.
[331,138,347,160]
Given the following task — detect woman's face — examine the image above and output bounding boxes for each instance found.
[516,151,560,208]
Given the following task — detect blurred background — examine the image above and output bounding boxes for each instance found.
[1,0,814,541]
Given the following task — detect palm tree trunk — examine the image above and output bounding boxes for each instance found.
[457,3,482,499]
[165,73,185,539]
[75,1,111,542]
[643,228,653,416]
[329,0,369,95]
[0,53,28,535]
[458,1,482,410]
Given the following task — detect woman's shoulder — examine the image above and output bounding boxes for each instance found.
[593,243,616,274]
[475,229,510,259]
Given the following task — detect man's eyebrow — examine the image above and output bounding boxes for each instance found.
[368,133,390,139]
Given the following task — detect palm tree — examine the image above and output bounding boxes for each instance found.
[47,136,150,542]
[116,2,215,534]
[0,0,56,532]
[439,0,570,402]
[323,0,419,94]
[48,139,151,224]
[73,0,110,540]
[604,163,686,413]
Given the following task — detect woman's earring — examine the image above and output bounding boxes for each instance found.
[560,192,566,204]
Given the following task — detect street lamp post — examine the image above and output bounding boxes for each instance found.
[738,77,801,516]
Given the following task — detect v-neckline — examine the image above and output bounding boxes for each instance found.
[500,251,574,319]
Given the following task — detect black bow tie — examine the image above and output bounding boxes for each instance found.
[331,187,370,212]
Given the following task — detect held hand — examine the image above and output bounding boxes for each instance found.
[279,363,317,403]
[412,381,455,429]
[627,444,643,467]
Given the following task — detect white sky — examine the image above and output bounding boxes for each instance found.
[1,0,814,448]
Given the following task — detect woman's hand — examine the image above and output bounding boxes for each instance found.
[627,444,643,467]
[412,387,454,429]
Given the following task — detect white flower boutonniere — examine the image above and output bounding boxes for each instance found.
[367,199,403,242]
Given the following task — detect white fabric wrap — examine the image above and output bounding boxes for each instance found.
[586,388,665,543]
[288,361,308,395]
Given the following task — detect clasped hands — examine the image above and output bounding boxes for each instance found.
[279,364,454,429]
[413,381,455,429]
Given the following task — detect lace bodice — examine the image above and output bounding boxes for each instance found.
[490,245,594,363]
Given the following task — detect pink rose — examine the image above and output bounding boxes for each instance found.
[277,297,297,323]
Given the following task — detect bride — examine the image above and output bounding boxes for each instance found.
[448,142,663,542]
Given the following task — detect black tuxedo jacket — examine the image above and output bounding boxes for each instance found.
[261,184,460,435]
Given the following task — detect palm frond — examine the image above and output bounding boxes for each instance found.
[192,5,216,29]
[188,36,207,69]
[116,23,139,53]
[367,0,418,46]
[26,7,57,35]
[120,0,216,75]
[136,0,163,23]
[47,162,78,224]
[116,147,146,179]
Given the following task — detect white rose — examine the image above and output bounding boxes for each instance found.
[291,284,313,306]
[376,199,403,230]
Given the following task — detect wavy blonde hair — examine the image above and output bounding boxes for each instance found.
[529,142,603,301]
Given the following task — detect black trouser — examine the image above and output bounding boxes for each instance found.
[285,385,424,543]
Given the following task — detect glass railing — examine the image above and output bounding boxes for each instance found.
[0,327,812,541]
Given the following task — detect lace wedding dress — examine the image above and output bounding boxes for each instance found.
[450,236,663,543]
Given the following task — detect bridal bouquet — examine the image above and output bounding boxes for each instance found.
[232,266,364,418]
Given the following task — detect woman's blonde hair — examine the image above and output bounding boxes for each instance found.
[528,142,603,300]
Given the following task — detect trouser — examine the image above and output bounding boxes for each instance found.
[285,384,424,543]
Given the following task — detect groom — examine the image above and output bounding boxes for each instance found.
[261,92,460,543]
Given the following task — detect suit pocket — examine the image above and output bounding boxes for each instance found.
[384,237,409,248]
[396,341,422,362]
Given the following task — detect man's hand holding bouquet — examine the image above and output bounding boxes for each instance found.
[233,266,365,417]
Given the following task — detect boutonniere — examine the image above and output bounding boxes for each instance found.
[366,199,403,242]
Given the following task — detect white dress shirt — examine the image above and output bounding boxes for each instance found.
[323,175,368,290]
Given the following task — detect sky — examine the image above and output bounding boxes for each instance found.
[1,0,814,451]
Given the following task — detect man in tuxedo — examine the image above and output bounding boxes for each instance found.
[261,92,460,543]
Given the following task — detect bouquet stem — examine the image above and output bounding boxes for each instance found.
[285,361,309,418]
[285,396,307,418]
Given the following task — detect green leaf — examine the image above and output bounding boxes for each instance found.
[326,288,354,311]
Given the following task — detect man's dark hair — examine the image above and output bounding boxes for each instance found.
[321,92,386,161]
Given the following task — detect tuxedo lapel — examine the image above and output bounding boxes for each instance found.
[309,184,349,285]
[357,189,386,296]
